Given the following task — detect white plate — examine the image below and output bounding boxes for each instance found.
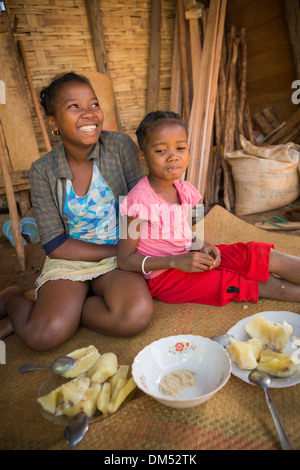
[226,311,300,388]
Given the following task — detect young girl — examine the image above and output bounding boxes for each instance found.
[118,110,300,306]
[0,73,153,350]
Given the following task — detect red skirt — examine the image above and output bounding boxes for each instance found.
[146,242,274,306]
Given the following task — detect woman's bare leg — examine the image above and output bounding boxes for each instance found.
[259,274,300,302]
[82,269,153,336]
[1,280,89,351]
[0,286,22,339]
[259,248,300,302]
[269,249,300,285]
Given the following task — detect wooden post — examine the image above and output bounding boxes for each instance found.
[177,0,191,123]
[187,0,221,189]
[18,40,51,153]
[84,0,109,75]
[170,10,182,114]
[187,0,227,202]
[197,0,227,197]
[223,36,239,211]
[0,133,25,271]
[185,7,202,95]
[146,0,161,113]
[264,108,300,144]
[84,0,121,130]
[284,0,300,79]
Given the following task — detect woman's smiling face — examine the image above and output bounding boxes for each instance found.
[47,81,104,153]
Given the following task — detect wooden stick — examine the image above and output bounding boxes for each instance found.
[238,28,247,141]
[18,40,51,153]
[244,99,254,144]
[186,7,202,95]
[211,90,222,203]
[283,0,300,80]
[0,130,25,271]
[85,0,109,75]
[197,0,227,198]
[223,36,240,211]
[84,0,121,130]
[146,0,161,113]
[262,106,281,129]
[170,10,182,114]
[187,0,221,189]
[177,0,191,123]
[264,107,300,144]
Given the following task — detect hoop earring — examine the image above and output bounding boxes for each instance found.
[51,129,60,137]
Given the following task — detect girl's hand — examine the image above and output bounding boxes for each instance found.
[199,242,221,270]
[172,251,216,272]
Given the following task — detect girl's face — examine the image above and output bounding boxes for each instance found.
[47,81,104,154]
[141,123,189,183]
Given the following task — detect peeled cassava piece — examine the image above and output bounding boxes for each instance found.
[37,385,63,415]
[87,352,118,383]
[257,349,299,378]
[61,345,100,378]
[226,338,263,370]
[244,315,293,352]
[37,345,137,419]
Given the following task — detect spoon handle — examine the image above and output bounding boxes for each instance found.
[19,364,50,372]
[264,388,294,450]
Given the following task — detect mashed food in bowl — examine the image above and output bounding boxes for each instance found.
[159,370,196,396]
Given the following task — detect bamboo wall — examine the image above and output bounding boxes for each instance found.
[5,0,176,156]
[4,0,297,159]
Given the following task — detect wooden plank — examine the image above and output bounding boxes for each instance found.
[264,107,300,144]
[0,10,39,173]
[187,0,227,201]
[262,106,281,129]
[18,40,51,153]
[186,7,202,95]
[146,0,161,113]
[197,0,227,197]
[84,0,121,130]
[284,0,300,79]
[177,0,191,123]
[0,135,25,271]
[187,0,221,188]
[84,0,109,75]
[170,10,182,114]
[253,112,274,135]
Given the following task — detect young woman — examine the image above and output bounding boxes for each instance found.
[0,73,153,350]
[118,110,300,306]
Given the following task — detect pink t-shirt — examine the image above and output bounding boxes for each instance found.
[119,176,201,279]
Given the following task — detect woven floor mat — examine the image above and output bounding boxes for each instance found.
[1,205,299,450]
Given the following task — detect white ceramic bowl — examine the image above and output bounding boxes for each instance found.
[132,335,232,408]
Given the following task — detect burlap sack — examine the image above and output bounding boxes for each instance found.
[226,136,300,215]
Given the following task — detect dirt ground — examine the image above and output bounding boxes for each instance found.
[0,199,299,294]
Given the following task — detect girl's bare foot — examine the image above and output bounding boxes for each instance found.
[0,317,13,339]
[0,286,22,319]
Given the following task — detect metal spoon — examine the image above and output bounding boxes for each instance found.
[64,388,137,449]
[64,412,89,450]
[19,356,76,374]
[210,334,233,348]
[248,370,294,450]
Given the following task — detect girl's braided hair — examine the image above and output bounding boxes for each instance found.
[40,72,91,116]
[136,110,187,151]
